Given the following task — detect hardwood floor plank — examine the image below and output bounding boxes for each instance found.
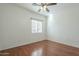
[0,40,79,56]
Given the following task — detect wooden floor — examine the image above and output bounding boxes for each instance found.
[0,40,79,56]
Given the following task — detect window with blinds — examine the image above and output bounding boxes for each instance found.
[32,20,42,33]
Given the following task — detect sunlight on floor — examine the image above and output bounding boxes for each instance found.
[31,48,43,56]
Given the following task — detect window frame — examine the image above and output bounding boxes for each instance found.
[31,18,43,33]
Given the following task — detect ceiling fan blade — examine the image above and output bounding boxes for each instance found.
[38,9,41,12]
[32,3,41,6]
[46,8,49,12]
[47,3,57,6]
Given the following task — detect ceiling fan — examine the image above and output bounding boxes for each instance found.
[32,3,57,12]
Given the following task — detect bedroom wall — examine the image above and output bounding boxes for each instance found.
[0,3,46,50]
[47,3,79,48]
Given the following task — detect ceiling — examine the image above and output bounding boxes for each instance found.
[16,3,59,16]
[16,3,79,16]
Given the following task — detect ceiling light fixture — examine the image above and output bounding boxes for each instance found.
[32,3,57,12]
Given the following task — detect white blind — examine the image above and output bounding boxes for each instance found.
[32,19,42,33]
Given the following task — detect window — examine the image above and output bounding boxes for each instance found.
[32,19,42,33]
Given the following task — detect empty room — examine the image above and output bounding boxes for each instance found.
[0,3,79,56]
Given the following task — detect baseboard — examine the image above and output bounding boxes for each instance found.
[0,39,47,51]
[0,39,79,56]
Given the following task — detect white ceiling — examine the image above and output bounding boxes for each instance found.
[16,3,79,16]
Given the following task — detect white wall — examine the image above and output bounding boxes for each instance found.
[0,3,46,50]
[47,3,79,48]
